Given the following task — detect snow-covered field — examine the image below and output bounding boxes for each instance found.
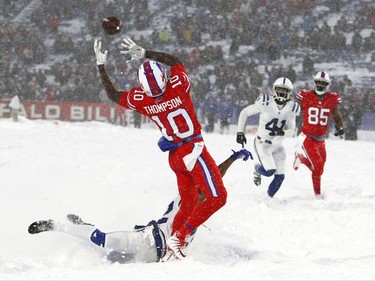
[1,117,375,280]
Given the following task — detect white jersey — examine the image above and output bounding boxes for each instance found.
[237,94,300,144]
[104,195,186,263]
[53,195,188,264]
[153,195,181,241]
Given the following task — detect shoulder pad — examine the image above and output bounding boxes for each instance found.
[300,89,311,94]
[296,89,310,100]
[255,94,272,106]
[291,102,301,115]
[328,91,342,102]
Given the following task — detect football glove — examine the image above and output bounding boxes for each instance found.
[269,127,285,136]
[231,149,253,161]
[334,127,344,136]
[157,136,178,152]
[120,37,146,63]
[94,39,108,65]
[276,127,285,136]
[236,132,247,145]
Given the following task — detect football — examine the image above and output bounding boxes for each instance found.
[102,16,122,35]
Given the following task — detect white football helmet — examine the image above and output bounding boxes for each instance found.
[313,71,331,95]
[137,60,167,97]
[272,77,293,105]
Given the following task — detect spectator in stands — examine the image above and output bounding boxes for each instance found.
[365,89,375,112]
[250,67,264,88]
[236,75,252,105]
[267,38,280,61]
[336,15,350,33]
[213,45,224,62]
[341,96,363,141]
[302,56,314,76]
[351,30,363,52]
[320,21,332,36]
[286,65,297,83]
[8,94,21,122]
[229,33,242,56]
[218,94,232,135]
[158,27,172,45]
[364,31,375,52]
[0,0,373,132]
[301,11,314,35]
[277,51,290,69]
[192,76,210,110]
[307,26,321,50]
[202,94,218,133]
[133,112,142,129]
[290,28,300,49]
[187,47,201,70]
[332,26,346,51]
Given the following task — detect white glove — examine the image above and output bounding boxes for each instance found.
[120,37,145,63]
[94,39,108,65]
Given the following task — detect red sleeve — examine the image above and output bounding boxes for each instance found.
[327,92,342,109]
[170,64,191,93]
[119,87,146,111]
[118,91,131,110]
[296,90,307,106]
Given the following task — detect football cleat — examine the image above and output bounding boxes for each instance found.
[293,152,303,170]
[165,232,187,260]
[28,219,54,234]
[254,164,262,186]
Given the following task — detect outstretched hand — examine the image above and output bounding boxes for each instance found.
[231,148,253,161]
[120,37,146,63]
[94,39,108,65]
[236,132,247,147]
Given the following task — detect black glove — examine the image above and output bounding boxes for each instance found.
[334,127,344,136]
[269,127,284,136]
[236,132,247,145]
[276,127,285,136]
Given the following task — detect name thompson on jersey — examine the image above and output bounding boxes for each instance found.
[143,97,183,114]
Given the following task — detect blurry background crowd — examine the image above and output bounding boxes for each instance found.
[0,0,374,139]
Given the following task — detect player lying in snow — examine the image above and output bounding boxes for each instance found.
[28,148,252,264]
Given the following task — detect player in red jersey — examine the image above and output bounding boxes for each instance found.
[93,38,228,259]
[28,148,252,264]
[293,71,344,199]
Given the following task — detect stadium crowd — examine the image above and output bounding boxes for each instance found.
[0,0,374,137]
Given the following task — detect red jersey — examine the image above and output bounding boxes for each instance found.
[118,64,201,143]
[296,90,341,139]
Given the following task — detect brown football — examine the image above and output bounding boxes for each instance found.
[102,16,122,35]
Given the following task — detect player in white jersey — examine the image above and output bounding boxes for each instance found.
[27,148,252,263]
[236,77,300,197]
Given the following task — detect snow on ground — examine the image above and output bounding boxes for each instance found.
[1,117,375,280]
